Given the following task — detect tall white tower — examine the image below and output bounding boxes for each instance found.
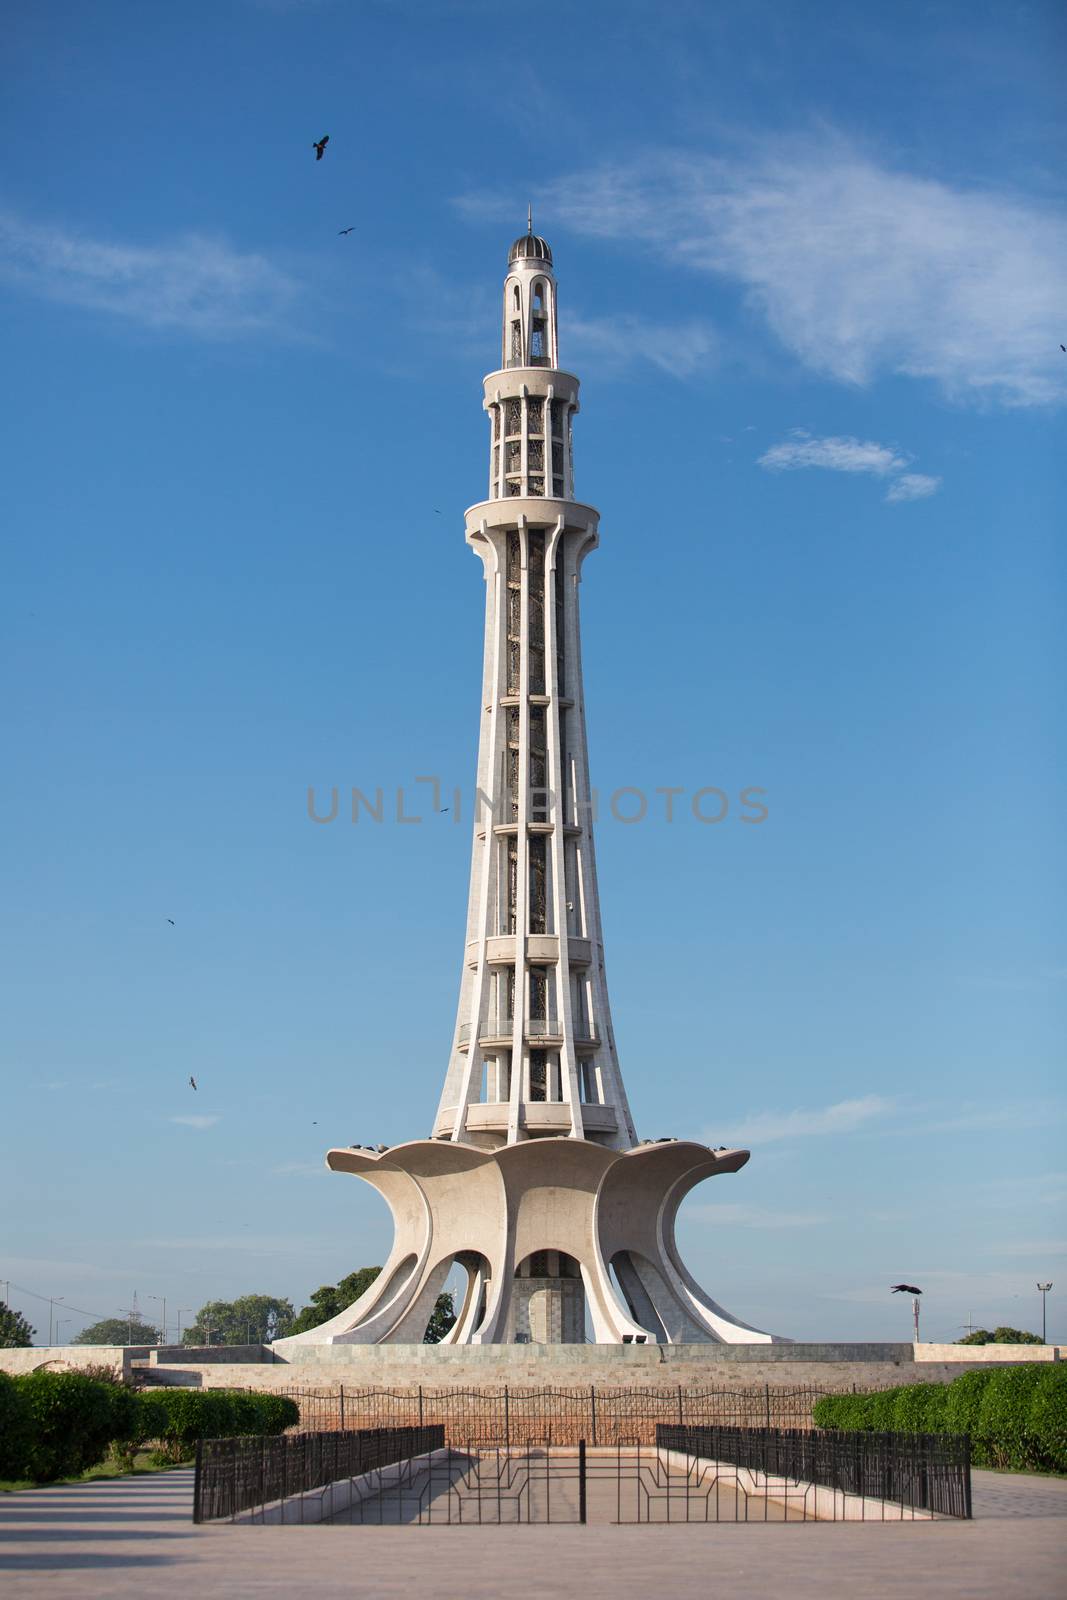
[274,230,775,1348]
[432,224,636,1153]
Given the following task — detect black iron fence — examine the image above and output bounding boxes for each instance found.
[657,1425,972,1519]
[274,1384,843,1445]
[193,1426,444,1523]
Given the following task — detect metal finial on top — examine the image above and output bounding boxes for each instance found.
[527,203,533,235]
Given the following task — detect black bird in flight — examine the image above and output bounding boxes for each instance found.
[167,918,175,925]
[189,1075,198,1092]
[890,1284,922,1295]
[1061,344,1066,352]
[338,227,355,236]
[313,135,330,161]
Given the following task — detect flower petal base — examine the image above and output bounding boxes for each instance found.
[272,1137,776,1347]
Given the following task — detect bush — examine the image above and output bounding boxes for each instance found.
[976,1365,1047,1470]
[893,1382,950,1434]
[942,1368,996,1448]
[15,1371,118,1482]
[864,1387,904,1431]
[134,1388,300,1459]
[812,1365,1067,1476]
[1028,1367,1067,1473]
[0,1373,32,1479]
[252,1393,300,1434]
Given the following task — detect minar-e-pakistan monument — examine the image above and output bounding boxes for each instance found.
[276,227,775,1351]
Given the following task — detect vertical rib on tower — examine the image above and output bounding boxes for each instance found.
[433,229,638,1151]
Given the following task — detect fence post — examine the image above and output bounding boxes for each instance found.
[193,1438,203,1523]
[339,1384,345,1432]
[678,1384,683,1425]
[765,1382,771,1431]
[578,1439,587,1524]
[418,1384,424,1429]
[505,1385,510,1449]
[590,1385,597,1447]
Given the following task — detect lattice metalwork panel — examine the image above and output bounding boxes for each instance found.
[527,397,544,432]
[506,399,522,435]
[529,835,547,933]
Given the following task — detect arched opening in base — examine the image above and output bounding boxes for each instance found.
[509,1250,585,1345]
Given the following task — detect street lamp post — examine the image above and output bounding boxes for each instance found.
[48,1297,64,1346]
[54,1319,69,1344]
[1038,1283,1053,1345]
[146,1294,167,1347]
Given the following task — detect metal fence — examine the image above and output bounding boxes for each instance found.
[656,1425,972,1519]
[193,1426,444,1523]
[273,1384,840,1445]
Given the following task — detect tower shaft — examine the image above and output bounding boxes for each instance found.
[433,231,636,1151]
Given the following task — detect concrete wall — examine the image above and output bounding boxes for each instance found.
[1,1340,1059,1389]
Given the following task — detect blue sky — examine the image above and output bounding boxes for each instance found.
[2,0,1064,1347]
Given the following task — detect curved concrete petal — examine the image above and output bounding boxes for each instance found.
[275,1135,777,1346]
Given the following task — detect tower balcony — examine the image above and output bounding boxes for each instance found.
[456,1016,599,1052]
[465,935,593,969]
[432,1102,620,1139]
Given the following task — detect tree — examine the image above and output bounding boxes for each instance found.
[424,1292,456,1345]
[290,1267,456,1343]
[0,1302,35,1348]
[73,1317,160,1346]
[957,1326,1043,1345]
[181,1295,294,1346]
[289,1268,382,1336]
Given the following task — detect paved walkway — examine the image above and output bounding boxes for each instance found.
[0,1466,1063,1597]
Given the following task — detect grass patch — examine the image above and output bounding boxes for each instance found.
[0,1448,193,1493]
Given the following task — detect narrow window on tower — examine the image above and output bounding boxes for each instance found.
[527,529,545,693]
[554,562,566,696]
[510,319,522,365]
[529,704,547,821]
[506,704,520,821]
[506,836,519,934]
[528,835,547,934]
[531,281,548,366]
[529,1049,547,1103]
[528,964,548,1023]
[506,533,522,694]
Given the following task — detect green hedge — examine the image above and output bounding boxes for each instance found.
[0,1373,33,1479]
[812,1365,1067,1474]
[137,1388,300,1459]
[13,1372,122,1483]
[1,1375,300,1483]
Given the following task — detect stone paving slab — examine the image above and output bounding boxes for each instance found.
[0,1466,1063,1598]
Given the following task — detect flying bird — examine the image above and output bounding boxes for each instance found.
[890,1284,922,1295]
[338,226,355,236]
[313,135,330,161]
[189,1075,198,1091]
[167,918,175,925]
[1061,344,1066,352]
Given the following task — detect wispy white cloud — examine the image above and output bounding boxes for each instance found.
[885,472,941,503]
[168,1114,220,1130]
[757,429,941,504]
[685,1203,827,1229]
[714,1094,894,1146]
[0,211,299,337]
[563,311,718,378]
[758,435,905,476]
[460,139,1067,407]
[271,1160,327,1178]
